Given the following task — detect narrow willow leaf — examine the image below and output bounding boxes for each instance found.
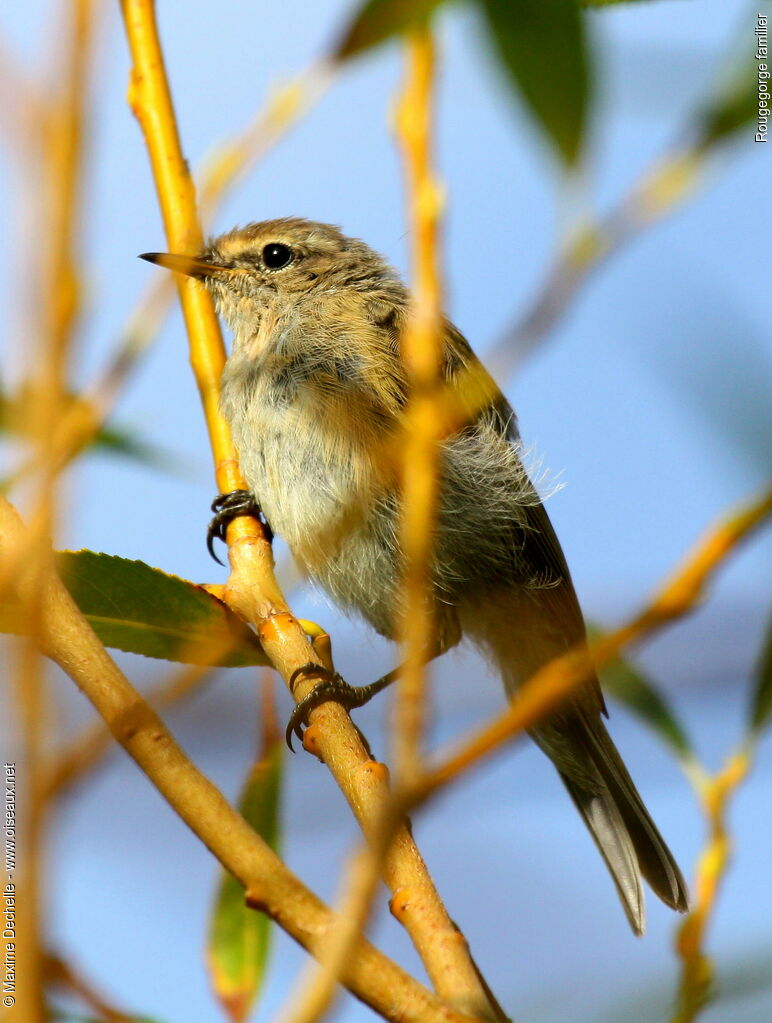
[0,550,268,668]
[749,610,772,735]
[589,626,694,761]
[90,424,181,472]
[478,0,591,165]
[692,46,760,151]
[335,0,450,59]
[581,0,665,7]
[208,741,283,1022]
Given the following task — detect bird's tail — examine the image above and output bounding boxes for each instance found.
[459,574,689,934]
[537,711,689,935]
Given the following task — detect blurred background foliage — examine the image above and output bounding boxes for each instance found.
[1,1,770,1022]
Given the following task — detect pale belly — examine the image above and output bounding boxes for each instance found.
[220,360,401,637]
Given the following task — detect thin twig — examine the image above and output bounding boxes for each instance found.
[11,4,98,1020]
[672,746,754,1022]
[273,845,387,1023]
[45,952,140,1023]
[198,62,333,221]
[489,148,711,375]
[394,26,445,785]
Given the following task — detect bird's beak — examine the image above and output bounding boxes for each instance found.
[139,251,234,279]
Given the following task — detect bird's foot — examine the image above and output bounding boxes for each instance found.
[286,663,387,751]
[206,490,272,564]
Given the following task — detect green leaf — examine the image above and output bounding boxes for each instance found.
[0,550,269,668]
[581,0,664,7]
[683,13,766,153]
[589,626,694,761]
[478,0,591,164]
[335,0,451,59]
[693,56,760,151]
[208,741,283,1021]
[749,610,772,735]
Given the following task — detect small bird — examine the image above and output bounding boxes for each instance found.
[142,217,688,935]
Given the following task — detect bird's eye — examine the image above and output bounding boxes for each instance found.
[262,242,293,270]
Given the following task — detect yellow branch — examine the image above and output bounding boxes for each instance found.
[272,27,505,1023]
[42,660,218,799]
[11,4,98,1020]
[672,748,753,1023]
[120,0,238,490]
[394,27,445,784]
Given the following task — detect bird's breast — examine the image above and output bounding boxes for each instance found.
[219,344,382,564]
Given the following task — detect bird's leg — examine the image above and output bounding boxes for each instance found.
[285,664,399,750]
[285,616,460,750]
[206,489,273,564]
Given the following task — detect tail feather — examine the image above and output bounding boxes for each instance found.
[548,711,689,935]
[560,773,646,934]
[581,717,689,914]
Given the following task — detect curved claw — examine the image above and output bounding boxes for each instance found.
[286,664,341,750]
[285,678,348,750]
[206,489,266,564]
[206,524,226,566]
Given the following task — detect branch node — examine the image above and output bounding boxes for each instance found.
[357,760,390,784]
[302,723,324,759]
